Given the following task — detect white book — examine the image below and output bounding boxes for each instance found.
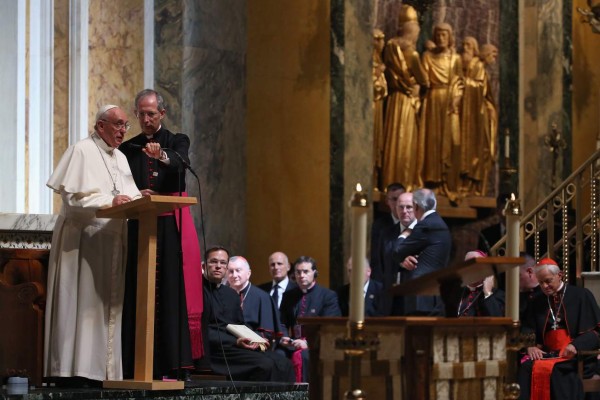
[226,324,269,351]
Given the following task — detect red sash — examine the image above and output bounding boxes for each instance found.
[530,329,571,400]
[164,192,204,359]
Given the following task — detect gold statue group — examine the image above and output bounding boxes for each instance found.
[374,5,498,202]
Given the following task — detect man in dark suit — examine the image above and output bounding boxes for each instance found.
[258,251,298,309]
[370,183,405,279]
[337,257,383,317]
[392,188,452,315]
[375,191,416,315]
[279,256,341,381]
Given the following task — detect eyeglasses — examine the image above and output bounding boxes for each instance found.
[100,119,131,131]
[135,111,159,119]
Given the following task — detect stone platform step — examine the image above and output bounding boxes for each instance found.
[1,380,309,400]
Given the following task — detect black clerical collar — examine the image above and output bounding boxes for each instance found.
[239,282,251,295]
[301,282,316,294]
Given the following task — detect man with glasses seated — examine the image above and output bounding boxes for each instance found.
[120,89,203,380]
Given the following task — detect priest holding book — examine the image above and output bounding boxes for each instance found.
[201,246,294,382]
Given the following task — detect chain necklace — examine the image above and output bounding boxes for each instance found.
[93,135,120,196]
[547,284,567,330]
[457,286,483,317]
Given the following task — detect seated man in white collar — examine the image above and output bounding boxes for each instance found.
[518,258,600,400]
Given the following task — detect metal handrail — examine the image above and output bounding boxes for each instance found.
[490,148,600,281]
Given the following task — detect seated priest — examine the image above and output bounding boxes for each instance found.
[201,246,294,382]
[336,257,384,317]
[518,258,600,400]
[279,256,342,381]
[456,250,505,317]
[226,255,283,346]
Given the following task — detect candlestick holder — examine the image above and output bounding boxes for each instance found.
[503,324,535,399]
[335,321,380,400]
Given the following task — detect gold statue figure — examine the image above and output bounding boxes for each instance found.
[381,4,428,192]
[419,23,464,202]
[459,36,489,195]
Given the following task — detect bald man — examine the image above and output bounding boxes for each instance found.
[258,251,298,309]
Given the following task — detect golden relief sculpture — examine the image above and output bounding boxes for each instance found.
[373,29,388,190]
[381,4,428,192]
[374,8,500,203]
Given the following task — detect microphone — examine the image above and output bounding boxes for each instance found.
[162,147,199,180]
[123,142,143,150]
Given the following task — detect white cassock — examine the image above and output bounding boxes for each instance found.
[44,132,141,381]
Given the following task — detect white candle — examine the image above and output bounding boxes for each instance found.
[504,131,510,159]
[349,183,368,323]
[505,193,522,322]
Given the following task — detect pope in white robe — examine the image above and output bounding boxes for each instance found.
[44,105,141,382]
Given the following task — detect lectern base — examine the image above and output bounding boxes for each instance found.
[103,379,184,390]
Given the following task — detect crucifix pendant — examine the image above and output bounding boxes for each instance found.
[111,187,120,196]
[551,321,558,330]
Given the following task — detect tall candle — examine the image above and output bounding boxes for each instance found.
[349,183,368,323]
[504,193,522,322]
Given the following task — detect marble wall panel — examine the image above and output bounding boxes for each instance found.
[88,0,144,127]
[155,0,183,131]
[334,0,376,285]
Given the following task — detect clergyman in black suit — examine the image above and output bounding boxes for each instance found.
[258,251,298,309]
[392,188,452,316]
[337,257,384,317]
[226,256,282,339]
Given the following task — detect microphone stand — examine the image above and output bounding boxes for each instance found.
[164,147,186,382]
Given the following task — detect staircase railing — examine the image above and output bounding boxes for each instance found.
[490,149,600,282]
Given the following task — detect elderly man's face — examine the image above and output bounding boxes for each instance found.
[536,267,563,296]
[269,252,290,282]
[97,107,129,148]
[396,192,415,227]
[135,93,165,135]
[227,259,251,291]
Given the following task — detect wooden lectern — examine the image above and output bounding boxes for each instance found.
[96,195,197,390]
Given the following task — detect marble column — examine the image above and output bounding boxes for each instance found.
[330,0,375,284]
[154,0,247,254]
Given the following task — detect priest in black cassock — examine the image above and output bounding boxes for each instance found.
[518,258,600,400]
[226,256,283,342]
[120,89,203,380]
[202,246,294,382]
[279,256,341,381]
